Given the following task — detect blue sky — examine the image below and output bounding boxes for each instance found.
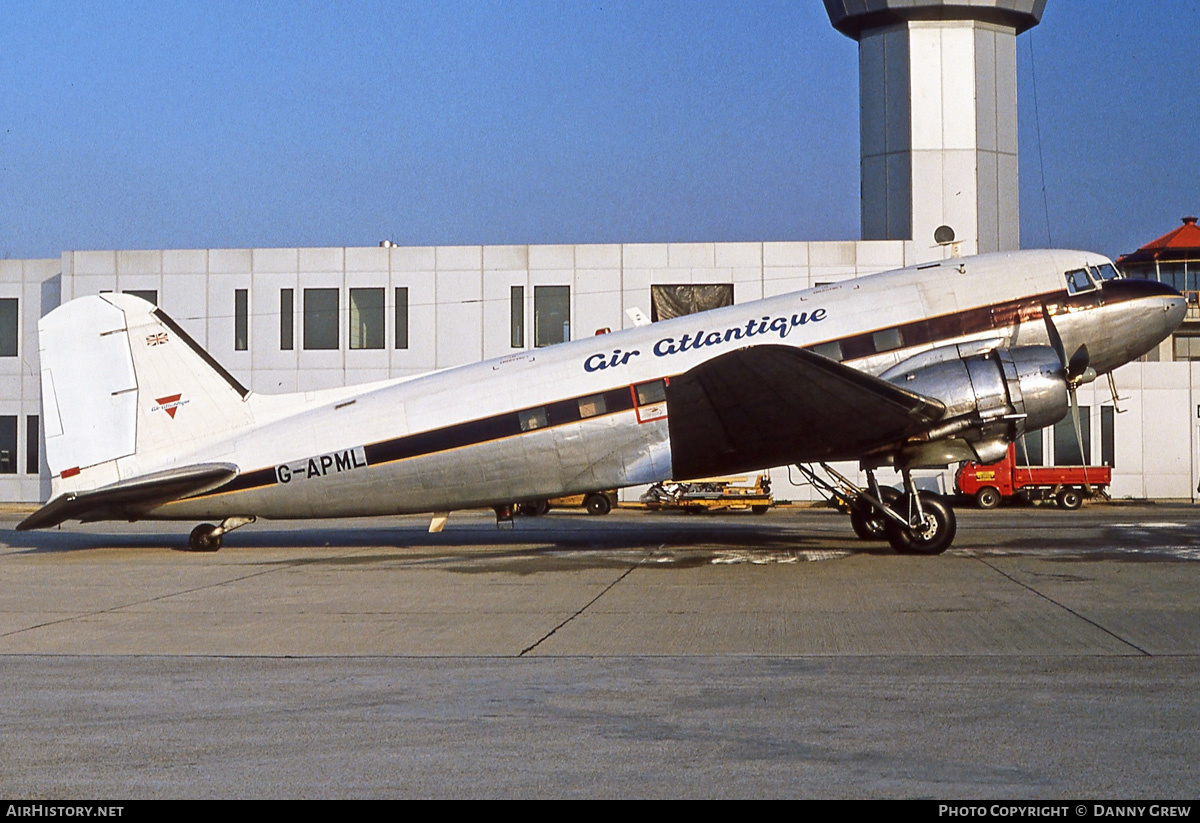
[1,0,1196,260]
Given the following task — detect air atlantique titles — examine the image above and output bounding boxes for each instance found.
[582,309,827,373]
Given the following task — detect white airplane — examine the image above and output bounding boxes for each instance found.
[18,249,1184,554]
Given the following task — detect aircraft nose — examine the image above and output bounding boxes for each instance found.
[1102,277,1187,351]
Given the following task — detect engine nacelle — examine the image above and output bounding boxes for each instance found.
[879,345,1069,468]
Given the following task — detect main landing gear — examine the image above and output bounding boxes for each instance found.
[796,463,956,555]
[187,516,256,552]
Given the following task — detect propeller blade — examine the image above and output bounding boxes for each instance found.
[1043,303,1066,369]
[1069,387,1094,495]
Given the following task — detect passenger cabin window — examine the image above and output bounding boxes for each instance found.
[1065,269,1096,294]
[519,408,547,431]
[634,379,666,407]
[807,340,843,362]
[872,328,902,353]
[578,394,607,419]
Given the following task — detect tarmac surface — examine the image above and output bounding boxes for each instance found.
[2,503,1199,798]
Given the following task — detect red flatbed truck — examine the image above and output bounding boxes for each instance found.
[955,443,1111,510]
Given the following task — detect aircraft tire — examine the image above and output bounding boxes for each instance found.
[885,493,956,555]
[584,493,612,516]
[849,487,900,541]
[975,486,1001,509]
[188,523,222,552]
[1057,488,1083,510]
[518,500,550,517]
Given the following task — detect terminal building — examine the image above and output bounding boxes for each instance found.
[2,0,1198,506]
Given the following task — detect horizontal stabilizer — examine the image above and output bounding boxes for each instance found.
[665,345,945,479]
[17,463,240,531]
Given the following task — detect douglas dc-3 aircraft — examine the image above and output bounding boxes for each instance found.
[17,249,1184,554]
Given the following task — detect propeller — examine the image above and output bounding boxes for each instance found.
[1043,304,1096,494]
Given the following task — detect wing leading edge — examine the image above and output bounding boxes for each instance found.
[664,345,946,480]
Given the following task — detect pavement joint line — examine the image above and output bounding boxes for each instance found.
[517,547,655,657]
[971,553,1152,657]
[0,545,366,641]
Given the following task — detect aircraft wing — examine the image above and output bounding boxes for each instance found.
[16,463,240,531]
[665,344,946,480]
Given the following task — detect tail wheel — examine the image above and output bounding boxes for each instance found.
[975,486,1001,509]
[584,493,612,516]
[188,523,222,553]
[885,492,956,555]
[1057,488,1083,510]
[849,487,900,541]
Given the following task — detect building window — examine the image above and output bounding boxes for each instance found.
[511,286,525,348]
[0,299,16,357]
[1053,407,1091,465]
[124,289,158,305]
[303,288,339,350]
[25,415,38,474]
[0,416,15,474]
[650,284,734,321]
[1172,335,1200,361]
[395,287,409,350]
[1101,405,1115,467]
[534,285,570,347]
[280,289,294,350]
[349,288,385,350]
[1015,429,1044,467]
[234,289,248,351]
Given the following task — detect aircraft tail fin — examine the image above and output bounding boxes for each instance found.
[38,293,254,497]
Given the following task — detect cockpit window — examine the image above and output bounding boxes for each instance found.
[1065,268,1096,294]
[1094,263,1121,282]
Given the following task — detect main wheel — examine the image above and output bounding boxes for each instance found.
[188,523,222,552]
[584,493,612,516]
[975,486,1001,509]
[518,500,550,517]
[885,492,956,555]
[849,487,900,541]
[1057,488,1083,510]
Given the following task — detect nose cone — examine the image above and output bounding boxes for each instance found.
[1098,278,1187,365]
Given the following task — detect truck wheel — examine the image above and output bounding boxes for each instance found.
[1057,488,1083,510]
[584,493,612,516]
[975,486,1001,509]
[885,493,956,555]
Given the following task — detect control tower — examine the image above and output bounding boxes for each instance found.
[824,1,1045,257]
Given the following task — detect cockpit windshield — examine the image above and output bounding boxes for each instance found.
[1093,263,1121,282]
[1065,268,1096,294]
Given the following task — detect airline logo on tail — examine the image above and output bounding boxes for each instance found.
[152,394,189,419]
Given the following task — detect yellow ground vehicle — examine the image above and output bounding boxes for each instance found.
[516,490,617,516]
[640,475,773,514]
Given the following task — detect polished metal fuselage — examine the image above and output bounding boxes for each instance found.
[150,249,1184,521]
